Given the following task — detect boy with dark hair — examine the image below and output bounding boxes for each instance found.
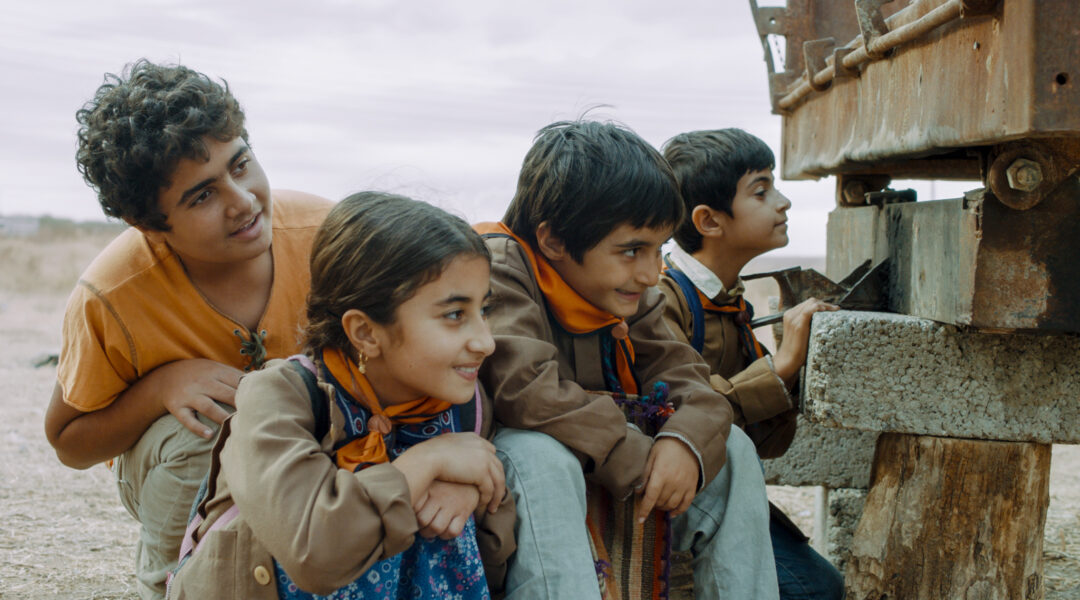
[659,128,844,599]
[44,59,332,599]
[478,120,779,599]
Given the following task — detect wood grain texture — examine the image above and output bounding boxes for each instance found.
[846,433,1051,600]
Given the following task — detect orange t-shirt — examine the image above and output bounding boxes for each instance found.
[57,190,333,412]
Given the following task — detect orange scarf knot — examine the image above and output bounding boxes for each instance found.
[322,348,452,472]
[475,222,638,394]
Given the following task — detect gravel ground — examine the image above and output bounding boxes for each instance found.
[1,228,1076,599]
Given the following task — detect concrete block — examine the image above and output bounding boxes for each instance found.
[803,311,1080,443]
[763,415,877,489]
[825,488,867,572]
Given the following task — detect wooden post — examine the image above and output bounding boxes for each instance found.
[845,433,1051,599]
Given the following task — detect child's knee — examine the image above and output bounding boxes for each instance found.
[495,428,578,471]
[494,428,585,498]
[726,425,761,465]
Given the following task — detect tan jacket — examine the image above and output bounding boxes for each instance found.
[479,235,734,498]
[167,359,516,599]
[656,274,797,459]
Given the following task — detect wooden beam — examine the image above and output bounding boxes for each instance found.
[846,434,1050,599]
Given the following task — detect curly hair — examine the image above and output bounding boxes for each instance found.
[75,59,248,231]
[303,192,491,360]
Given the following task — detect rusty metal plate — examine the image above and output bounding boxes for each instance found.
[752,0,1080,181]
[826,182,1080,333]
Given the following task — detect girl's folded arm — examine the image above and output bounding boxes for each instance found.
[221,362,419,594]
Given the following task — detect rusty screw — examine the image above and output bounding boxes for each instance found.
[1005,158,1043,192]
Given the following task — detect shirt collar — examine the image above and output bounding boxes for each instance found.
[667,245,745,304]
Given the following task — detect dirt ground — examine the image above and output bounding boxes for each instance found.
[1,223,1078,598]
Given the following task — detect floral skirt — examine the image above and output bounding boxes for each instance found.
[275,517,489,600]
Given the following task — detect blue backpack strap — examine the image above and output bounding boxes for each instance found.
[664,260,705,354]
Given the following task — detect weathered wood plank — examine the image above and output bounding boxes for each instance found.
[846,434,1050,600]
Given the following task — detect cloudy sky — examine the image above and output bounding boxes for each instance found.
[0,0,969,255]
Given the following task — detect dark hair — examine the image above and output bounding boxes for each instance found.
[503,120,683,262]
[663,129,775,253]
[75,59,248,231]
[303,192,491,358]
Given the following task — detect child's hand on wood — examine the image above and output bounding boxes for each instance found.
[772,297,838,385]
[636,437,699,522]
[394,432,505,514]
[413,480,480,540]
[154,358,243,438]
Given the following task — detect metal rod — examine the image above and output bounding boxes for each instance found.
[777,0,964,110]
[750,311,786,329]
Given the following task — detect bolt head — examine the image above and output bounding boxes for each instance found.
[1005,158,1043,192]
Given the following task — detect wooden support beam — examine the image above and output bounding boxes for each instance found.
[846,433,1051,599]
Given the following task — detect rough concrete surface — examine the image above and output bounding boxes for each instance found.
[763,415,877,489]
[826,488,867,572]
[803,311,1080,443]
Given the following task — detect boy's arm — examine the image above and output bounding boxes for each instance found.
[44,359,241,469]
[657,276,793,428]
[632,288,734,487]
[480,240,653,497]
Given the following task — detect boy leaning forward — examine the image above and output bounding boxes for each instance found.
[477,120,779,599]
[659,128,843,599]
[44,60,332,599]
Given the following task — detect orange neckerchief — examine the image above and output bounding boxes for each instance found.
[322,348,452,472]
[475,222,638,394]
[697,291,767,360]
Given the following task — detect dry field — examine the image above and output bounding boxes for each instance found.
[0,221,1077,598]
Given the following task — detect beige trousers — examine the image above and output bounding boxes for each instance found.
[114,413,221,600]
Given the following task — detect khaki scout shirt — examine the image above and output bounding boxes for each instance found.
[168,359,516,599]
[478,235,734,499]
[657,255,798,459]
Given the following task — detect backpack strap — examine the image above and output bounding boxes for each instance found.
[173,356,328,581]
[458,383,483,435]
[288,355,329,441]
[663,261,706,354]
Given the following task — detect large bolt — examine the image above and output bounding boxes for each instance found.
[1005,158,1043,192]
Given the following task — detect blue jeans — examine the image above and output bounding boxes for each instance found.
[772,513,845,600]
[495,426,778,600]
[494,428,600,599]
[670,426,779,600]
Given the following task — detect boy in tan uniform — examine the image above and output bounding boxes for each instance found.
[43,60,332,599]
[658,128,843,599]
[478,120,779,599]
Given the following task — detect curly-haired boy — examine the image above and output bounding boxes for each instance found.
[44,59,331,599]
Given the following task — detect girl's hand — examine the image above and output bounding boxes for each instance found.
[414,480,480,540]
[772,298,839,385]
[393,432,505,514]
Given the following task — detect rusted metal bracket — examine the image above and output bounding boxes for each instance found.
[855,0,893,59]
[749,1,802,113]
[832,46,859,79]
[865,188,917,207]
[744,259,890,328]
[803,38,837,91]
[986,142,1080,211]
[838,174,892,207]
[775,0,967,111]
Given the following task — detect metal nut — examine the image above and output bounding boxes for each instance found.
[1005,158,1043,192]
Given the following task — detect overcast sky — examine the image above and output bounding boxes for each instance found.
[0,0,971,256]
